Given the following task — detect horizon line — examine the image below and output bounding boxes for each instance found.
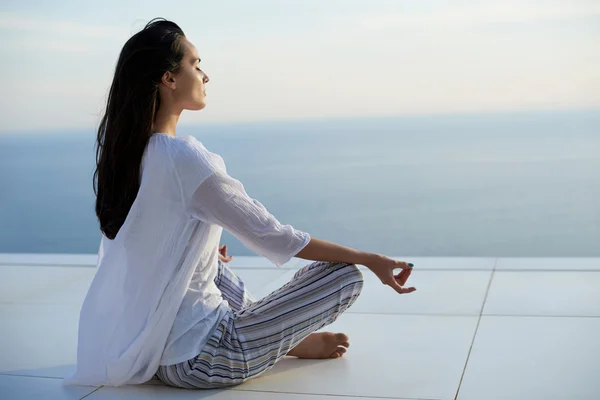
[1,105,599,136]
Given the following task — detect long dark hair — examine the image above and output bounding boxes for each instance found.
[93,18,186,240]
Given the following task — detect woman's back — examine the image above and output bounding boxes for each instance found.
[66,134,228,386]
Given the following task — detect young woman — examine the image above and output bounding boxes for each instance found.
[65,18,416,389]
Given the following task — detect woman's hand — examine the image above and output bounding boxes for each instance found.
[218,245,233,263]
[364,254,416,294]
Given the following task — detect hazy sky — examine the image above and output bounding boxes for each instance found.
[1,0,599,132]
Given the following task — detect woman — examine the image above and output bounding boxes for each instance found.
[64,18,416,389]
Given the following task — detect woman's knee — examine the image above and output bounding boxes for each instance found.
[295,261,364,294]
[331,262,364,293]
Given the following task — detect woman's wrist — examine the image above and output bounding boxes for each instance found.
[357,251,380,266]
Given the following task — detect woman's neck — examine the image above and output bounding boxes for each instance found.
[152,107,181,136]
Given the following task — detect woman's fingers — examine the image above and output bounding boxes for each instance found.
[389,261,415,294]
[400,286,417,294]
[389,279,417,294]
[395,260,414,270]
[395,268,412,286]
[219,245,229,257]
[218,244,233,263]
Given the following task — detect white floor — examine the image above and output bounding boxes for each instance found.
[0,254,599,400]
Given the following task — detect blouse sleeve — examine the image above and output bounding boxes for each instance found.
[188,170,311,267]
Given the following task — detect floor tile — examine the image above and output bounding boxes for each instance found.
[349,270,491,315]
[0,374,97,399]
[483,271,600,317]
[0,253,97,267]
[458,316,600,400]
[0,265,94,305]
[237,313,478,400]
[0,304,79,378]
[495,257,600,271]
[88,384,403,399]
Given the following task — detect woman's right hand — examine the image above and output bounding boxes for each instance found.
[364,254,417,295]
[294,237,417,294]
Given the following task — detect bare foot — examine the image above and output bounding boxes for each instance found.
[287,332,350,359]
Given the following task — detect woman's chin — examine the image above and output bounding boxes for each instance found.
[192,101,206,111]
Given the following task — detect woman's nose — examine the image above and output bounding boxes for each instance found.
[203,72,210,84]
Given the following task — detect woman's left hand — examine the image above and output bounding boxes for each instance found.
[219,245,233,263]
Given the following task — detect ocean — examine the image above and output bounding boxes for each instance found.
[1,109,599,257]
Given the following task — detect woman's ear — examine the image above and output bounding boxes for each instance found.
[160,71,176,90]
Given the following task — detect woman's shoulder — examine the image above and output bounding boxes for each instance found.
[152,134,226,175]
[150,133,204,158]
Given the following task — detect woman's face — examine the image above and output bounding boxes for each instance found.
[170,38,210,111]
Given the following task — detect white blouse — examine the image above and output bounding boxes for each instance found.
[64,133,310,387]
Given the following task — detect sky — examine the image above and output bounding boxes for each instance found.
[1,0,599,132]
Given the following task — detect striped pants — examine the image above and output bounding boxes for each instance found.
[156,260,364,389]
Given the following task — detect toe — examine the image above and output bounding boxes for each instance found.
[341,341,350,348]
[335,333,349,343]
[330,347,347,358]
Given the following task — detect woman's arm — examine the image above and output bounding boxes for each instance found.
[295,237,373,265]
[189,169,416,294]
[296,237,416,295]
[189,170,310,267]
